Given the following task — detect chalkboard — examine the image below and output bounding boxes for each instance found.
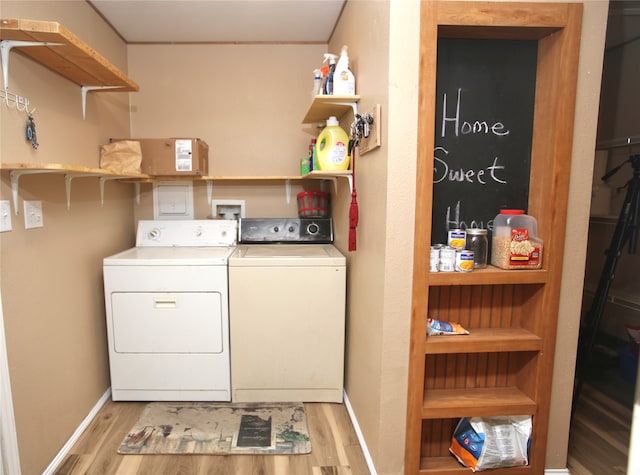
[431,38,538,245]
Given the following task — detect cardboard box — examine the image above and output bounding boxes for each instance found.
[112,138,209,176]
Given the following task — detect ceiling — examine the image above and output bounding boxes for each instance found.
[90,0,639,49]
[89,0,345,43]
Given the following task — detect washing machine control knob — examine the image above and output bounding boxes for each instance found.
[306,222,320,235]
[148,228,161,240]
[273,226,279,233]
[288,226,295,233]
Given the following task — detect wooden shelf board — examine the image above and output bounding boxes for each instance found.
[427,266,548,286]
[425,328,542,354]
[420,456,532,474]
[422,387,536,419]
[0,162,150,178]
[0,164,339,182]
[303,95,360,124]
[130,175,310,182]
[302,170,352,179]
[0,18,138,91]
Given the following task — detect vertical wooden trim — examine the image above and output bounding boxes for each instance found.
[404,0,438,471]
[527,4,583,474]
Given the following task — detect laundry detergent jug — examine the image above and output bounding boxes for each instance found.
[316,116,350,171]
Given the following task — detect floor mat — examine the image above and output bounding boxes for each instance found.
[118,402,311,455]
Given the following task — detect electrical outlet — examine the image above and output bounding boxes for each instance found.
[357,104,381,156]
[24,200,44,229]
[0,200,12,232]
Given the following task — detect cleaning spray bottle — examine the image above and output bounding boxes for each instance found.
[333,45,355,95]
[316,116,350,171]
[323,53,338,95]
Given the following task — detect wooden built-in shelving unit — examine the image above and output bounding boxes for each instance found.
[404,2,582,474]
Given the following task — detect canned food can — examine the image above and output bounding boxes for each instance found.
[455,249,475,272]
[430,246,441,272]
[448,229,466,250]
[438,247,456,272]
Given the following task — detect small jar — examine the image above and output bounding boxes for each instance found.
[466,228,488,269]
[491,210,543,269]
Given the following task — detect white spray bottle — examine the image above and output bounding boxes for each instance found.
[333,45,355,95]
[312,69,322,97]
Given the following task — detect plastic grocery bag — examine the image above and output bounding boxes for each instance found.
[100,140,142,174]
[450,416,532,471]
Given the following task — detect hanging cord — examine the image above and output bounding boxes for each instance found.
[348,113,372,252]
[348,144,358,251]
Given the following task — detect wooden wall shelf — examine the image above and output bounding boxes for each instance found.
[424,328,542,354]
[0,18,138,91]
[303,95,360,124]
[428,267,548,286]
[422,387,537,419]
[0,163,350,213]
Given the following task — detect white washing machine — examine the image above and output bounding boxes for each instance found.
[228,218,346,403]
[103,220,237,401]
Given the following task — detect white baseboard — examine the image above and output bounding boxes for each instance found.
[545,469,570,474]
[343,391,377,475]
[42,388,111,475]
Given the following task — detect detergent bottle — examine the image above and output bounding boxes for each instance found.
[333,45,355,95]
[323,53,337,95]
[316,116,350,171]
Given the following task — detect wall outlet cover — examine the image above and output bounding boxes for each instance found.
[0,200,12,232]
[24,200,44,229]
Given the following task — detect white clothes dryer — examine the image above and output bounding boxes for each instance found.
[103,220,237,401]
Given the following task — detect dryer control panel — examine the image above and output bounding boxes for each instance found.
[136,220,238,247]
[239,218,333,243]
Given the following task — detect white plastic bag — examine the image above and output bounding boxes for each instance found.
[450,415,532,471]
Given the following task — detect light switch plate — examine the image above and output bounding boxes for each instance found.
[24,200,44,229]
[0,200,12,232]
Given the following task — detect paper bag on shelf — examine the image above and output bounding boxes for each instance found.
[100,140,142,174]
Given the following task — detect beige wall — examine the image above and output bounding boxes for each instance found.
[126,42,329,221]
[0,2,135,474]
[547,0,609,468]
[0,1,608,474]
[329,1,418,473]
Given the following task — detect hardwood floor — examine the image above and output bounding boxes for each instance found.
[53,400,371,475]
[567,384,632,475]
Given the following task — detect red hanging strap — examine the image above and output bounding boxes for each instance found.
[348,145,358,251]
